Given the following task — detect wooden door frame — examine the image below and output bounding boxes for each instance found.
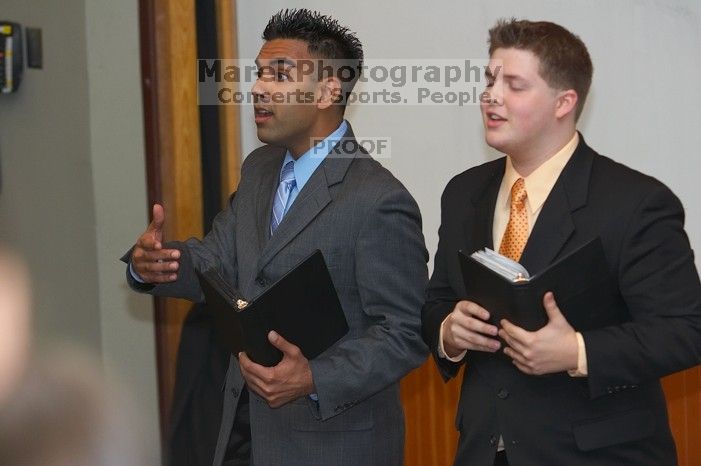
[139,0,203,440]
[138,0,241,442]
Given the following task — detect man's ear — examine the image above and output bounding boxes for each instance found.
[317,76,343,110]
[555,89,578,120]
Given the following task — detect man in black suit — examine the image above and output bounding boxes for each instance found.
[422,19,701,465]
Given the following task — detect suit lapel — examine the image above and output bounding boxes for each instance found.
[519,182,575,273]
[256,172,332,270]
[519,134,594,273]
[255,148,286,250]
[256,125,357,272]
[466,159,504,252]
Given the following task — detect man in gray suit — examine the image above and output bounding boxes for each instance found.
[124,9,428,466]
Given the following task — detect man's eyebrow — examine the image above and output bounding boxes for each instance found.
[502,74,527,83]
[254,57,297,68]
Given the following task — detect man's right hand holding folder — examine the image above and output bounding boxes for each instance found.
[238,331,315,408]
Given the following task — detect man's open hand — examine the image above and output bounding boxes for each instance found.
[130,204,181,283]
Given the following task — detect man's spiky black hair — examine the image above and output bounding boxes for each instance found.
[263,9,363,106]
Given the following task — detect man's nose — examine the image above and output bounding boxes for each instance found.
[251,79,267,101]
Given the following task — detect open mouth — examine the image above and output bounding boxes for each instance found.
[254,107,273,124]
[485,112,506,127]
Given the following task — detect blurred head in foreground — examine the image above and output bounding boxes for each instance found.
[0,248,31,405]
[0,249,144,466]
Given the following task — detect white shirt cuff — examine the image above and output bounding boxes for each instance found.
[129,262,147,284]
[438,315,467,362]
[567,332,588,377]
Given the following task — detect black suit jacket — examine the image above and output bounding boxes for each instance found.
[422,136,701,465]
[166,303,229,466]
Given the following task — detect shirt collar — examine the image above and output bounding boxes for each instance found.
[503,132,579,213]
[281,120,349,189]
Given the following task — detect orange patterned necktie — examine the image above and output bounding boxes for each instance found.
[499,178,528,262]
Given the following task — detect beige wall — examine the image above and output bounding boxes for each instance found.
[237,1,701,270]
[0,0,160,463]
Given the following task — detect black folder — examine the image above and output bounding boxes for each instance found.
[196,250,349,367]
[458,238,619,332]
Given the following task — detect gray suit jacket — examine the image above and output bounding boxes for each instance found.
[126,126,429,466]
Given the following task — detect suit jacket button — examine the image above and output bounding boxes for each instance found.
[231,388,239,397]
[256,276,267,287]
[497,388,509,399]
[489,436,498,446]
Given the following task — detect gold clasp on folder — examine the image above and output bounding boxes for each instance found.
[235,299,249,310]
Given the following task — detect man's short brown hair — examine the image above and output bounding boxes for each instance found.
[488,19,593,120]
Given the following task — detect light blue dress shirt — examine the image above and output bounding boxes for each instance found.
[278,119,348,215]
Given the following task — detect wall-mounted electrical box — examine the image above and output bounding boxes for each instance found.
[0,21,23,93]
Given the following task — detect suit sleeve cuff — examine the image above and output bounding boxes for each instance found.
[567,332,588,377]
[438,315,467,362]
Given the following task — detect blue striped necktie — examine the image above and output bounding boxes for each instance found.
[270,160,296,235]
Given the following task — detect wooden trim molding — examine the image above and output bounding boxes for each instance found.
[401,359,461,465]
[663,367,701,465]
[155,0,204,436]
[215,0,242,199]
[139,0,204,437]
